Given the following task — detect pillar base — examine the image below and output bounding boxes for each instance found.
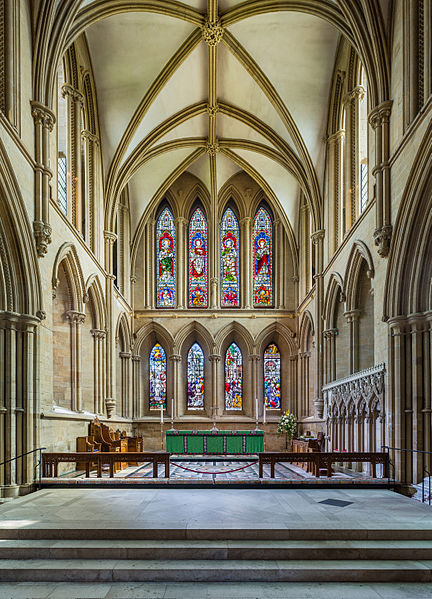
[314,398,324,419]
[0,484,20,500]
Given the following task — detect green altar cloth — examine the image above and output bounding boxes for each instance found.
[165,430,264,455]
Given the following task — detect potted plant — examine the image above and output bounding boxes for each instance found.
[277,410,297,450]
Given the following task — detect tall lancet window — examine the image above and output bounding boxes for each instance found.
[188,207,208,307]
[187,343,204,410]
[220,207,240,308]
[264,343,281,410]
[156,207,176,308]
[149,343,167,410]
[253,207,273,307]
[225,343,243,410]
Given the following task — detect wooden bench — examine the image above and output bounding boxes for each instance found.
[259,452,389,479]
[42,452,170,478]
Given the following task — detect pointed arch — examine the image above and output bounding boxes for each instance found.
[253,204,273,307]
[215,321,255,356]
[187,342,205,409]
[255,321,297,356]
[52,243,85,311]
[344,241,374,312]
[175,321,215,357]
[134,321,175,357]
[115,312,131,353]
[217,181,247,220]
[156,204,176,308]
[220,206,240,308]
[188,205,208,308]
[225,342,243,411]
[324,272,345,327]
[299,311,315,353]
[85,274,106,330]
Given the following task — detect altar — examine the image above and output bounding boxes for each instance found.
[165,430,264,455]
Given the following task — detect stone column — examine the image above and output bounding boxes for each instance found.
[66,311,86,412]
[81,130,99,250]
[369,100,393,257]
[119,352,132,418]
[323,329,338,383]
[249,354,260,419]
[240,217,251,309]
[103,231,117,411]
[132,354,141,419]
[345,309,361,374]
[175,217,187,309]
[343,86,365,229]
[209,354,221,418]
[62,84,84,232]
[388,316,407,482]
[30,102,55,257]
[289,355,298,414]
[169,354,181,418]
[91,329,106,414]
[326,131,344,255]
[311,229,325,418]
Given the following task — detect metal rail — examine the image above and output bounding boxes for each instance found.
[0,448,46,491]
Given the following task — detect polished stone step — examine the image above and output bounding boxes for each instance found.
[0,559,431,583]
[2,539,432,561]
[2,526,432,540]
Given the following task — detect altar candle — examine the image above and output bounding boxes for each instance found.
[160,403,164,424]
[263,404,266,425]
[255,397,258,419]
[171,398,174,418]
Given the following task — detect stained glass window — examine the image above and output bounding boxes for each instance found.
[253,207,273,307]
[149,343,167,410]
[188,207,208,307]
[220,208,240,308]
[156,207,176,308]
[187,343,204,409]
[225,342,242,410]
[264,343,281,410]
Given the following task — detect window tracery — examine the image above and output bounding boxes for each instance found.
[220,207,240,308]
[188,207,208,308]
[264,343,281,410]
[225,342,243,410]
[253,207,273,307]
[156,207,176,308]
[149,343,167,410]
[187,342,205,409]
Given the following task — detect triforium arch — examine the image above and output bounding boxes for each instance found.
[298,311,316,419]
[115,312,132,418]
[384,121,432,484]
[52,243,85,311]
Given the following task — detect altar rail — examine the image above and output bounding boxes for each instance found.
[42,452,170,478]
[259,452,389,479]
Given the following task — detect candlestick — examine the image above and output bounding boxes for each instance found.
[170,398,175,431]
[255,397,259,431]
[160,403,164,424]
[263,403,266,425]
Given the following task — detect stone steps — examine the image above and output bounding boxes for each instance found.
[0,558,431,583]
[1,539,432,561]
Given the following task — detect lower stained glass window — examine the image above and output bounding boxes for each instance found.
[187,343,204,409]
[225,342,242,410]
[264,343,281,409]
[149,343,167,410]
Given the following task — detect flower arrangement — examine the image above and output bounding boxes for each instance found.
[277,410,297,440]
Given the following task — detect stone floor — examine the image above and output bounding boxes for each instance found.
[0,581,432,598]
[0,487,430,531]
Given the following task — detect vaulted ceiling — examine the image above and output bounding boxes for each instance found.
[80,0,340,240]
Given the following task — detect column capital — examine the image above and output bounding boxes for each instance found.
[81,129,100,145]
[175,216,187,226]
[249,354,260,363]
[373,225,392,258]
[311,229,325,244]
[344,309,361,323]
[169,353,182,362]
[103,230,117,244]
[61,83,84,106]
[66,310,86,325]
[119,351,132,360]
[323,328,338,339]
[368,100,393,129]
[343,85,365,106]
[30,101,56,131]
[91,328,106,339]
[132,354,141,362]
[240,216,251,226]
[209,354,221,363]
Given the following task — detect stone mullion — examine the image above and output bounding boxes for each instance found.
[249,354,259,420]
[63,85,84,232]
[120,352,132,418]
[67,311,85,412]
[240,217,251,309]
[327,131,344,255]
[169,354,181,419]
[289,356,297,415]
[132,355,141,419]
[208,354,220,419]
[81,130,99,253]
[91,330,99,414]
[175,217,187,309]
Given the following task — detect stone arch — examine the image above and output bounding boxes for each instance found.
[52,243,85,311]
[182,180,211,220]
[116,312,132,352]
[85,274,106,330]
[344,241,374,312]
[175,321,215,357]
[134,322,175,357]
[218,180,248,221]
[299,311,315,353]
[214,321,254,356]
[323,272,345,328]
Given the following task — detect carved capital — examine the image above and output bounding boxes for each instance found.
[374,225,392,257]
[103,230,118,244]
[323,328,338,339]
[169,353,181,363]
[91,328,106,340]
[343,85,365,106]
[209,354,221,363]
[66,310,86,325]
[119,351,131,360]
[81,129,100,145]
[30,101,55,131]
[33,220,52,257]
[368,100,393,129]
[61,84,84,106]
[311,229,325,245]
[201,18,224,46]
[344,309,361,323]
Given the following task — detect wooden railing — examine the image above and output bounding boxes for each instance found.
[42,452,170,478]
[258,452,389,479]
